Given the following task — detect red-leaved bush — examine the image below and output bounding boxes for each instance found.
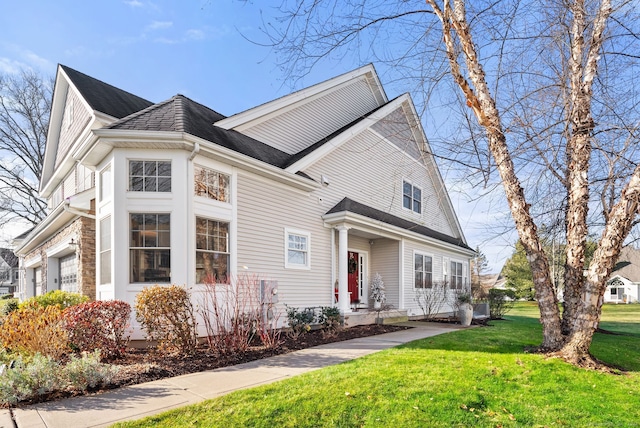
[63,300,132,359]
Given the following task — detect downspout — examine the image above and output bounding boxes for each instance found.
[189,142,200,160]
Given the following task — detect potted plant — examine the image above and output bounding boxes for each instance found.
[369,273,386,309]
[456,291,473,326]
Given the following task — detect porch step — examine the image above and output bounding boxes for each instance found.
[343,310,408,327]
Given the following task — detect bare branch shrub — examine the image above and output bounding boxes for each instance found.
[414,280,449,319]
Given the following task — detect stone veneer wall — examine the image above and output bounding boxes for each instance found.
[22,213,96,300]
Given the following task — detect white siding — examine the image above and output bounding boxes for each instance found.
[240,78,380,154]
[236,171,332,308]
[305,129,456,237]
[371,239,399,308]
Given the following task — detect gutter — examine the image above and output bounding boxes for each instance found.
[63,199,96,219]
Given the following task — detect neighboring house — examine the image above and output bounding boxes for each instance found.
[0,248,19,295]
[13,64,475,336]
[605,247,640,303]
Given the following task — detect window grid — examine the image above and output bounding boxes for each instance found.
[196,217,230,283]
[414,253,433,289]
[129,160,171,192]
[286,230,310,269]
[130,213,171,283]
[402,180,422,214]
[451,261,463,290]
[194,166,230,202]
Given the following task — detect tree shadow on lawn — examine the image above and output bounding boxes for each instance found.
[400,316,640,372]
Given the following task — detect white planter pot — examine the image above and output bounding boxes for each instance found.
[458,303,473,326]
[373,300,382,309]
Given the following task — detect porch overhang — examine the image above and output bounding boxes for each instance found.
[322,198,475,256]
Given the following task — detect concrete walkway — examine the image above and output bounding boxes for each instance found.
[5,322,462,428]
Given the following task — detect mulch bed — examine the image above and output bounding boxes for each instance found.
[14,324,407,407]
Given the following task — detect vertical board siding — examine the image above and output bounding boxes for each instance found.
[305,129,456,237]
[56,88,91,169]
[242,79,380,154]
[371,239,399,308]
[236,171,332,309]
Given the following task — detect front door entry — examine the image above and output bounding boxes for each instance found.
[348,251,359,303]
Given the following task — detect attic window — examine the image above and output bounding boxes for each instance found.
[403,180,422,214]
[62,97,74,129]
[194,166,229,202]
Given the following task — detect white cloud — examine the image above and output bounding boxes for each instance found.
[0,58,23,74]
[185,29,205,41]
[146,21,173,31]
[123,0,143,7]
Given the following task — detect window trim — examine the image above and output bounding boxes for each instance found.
[450,260,465,290]
[413,251,433,289]
[195,216,231,284]
[284,228,311,270]
[402,179,422,214]
[129,213,171,284]
[194,164,231,203]
[128,160,172,193]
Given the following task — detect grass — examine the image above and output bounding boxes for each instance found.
[114,303,640,428]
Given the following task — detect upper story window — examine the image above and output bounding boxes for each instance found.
[130,213,171,283]
[403,180,422,214]
[414,253,433,288]
[129,160,171,192]
[194,165,229,202]
[451,261,464,290]
[100,167,111,202]
[285,229,310,269]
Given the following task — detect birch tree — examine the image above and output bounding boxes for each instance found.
[0,69,50,228]
[262,0,640,366]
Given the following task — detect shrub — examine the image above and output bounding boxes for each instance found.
[0,298,19,316]
[488,289,516,319]
[0,353,62,404]
[64,350,118,391]
[135,285,198,354]
[285,306,315,339]
[0,304,69,359]
[414,280,449,319]
[20,290,89,310]
[318,306,341,337]
[63,300,132,359]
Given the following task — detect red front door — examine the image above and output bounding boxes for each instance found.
[348,251,359,303]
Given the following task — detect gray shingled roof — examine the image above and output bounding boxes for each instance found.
[326,197,471,250]
[107,95,293,168]
[0,249,18,268]
[61,65,154,119]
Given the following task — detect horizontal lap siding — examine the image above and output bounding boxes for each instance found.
[305,130,454,237]
[56,89,91,168]
[236,172,332,308]
[371,239,399,308]
[241,78,379,154]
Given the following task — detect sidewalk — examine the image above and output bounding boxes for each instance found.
[6,322,462,428]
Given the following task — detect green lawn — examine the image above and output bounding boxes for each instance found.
[114,303,640,428]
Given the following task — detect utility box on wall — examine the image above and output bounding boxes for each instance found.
[260,280,278,304]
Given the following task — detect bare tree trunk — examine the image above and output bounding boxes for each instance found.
[427,0,564,350]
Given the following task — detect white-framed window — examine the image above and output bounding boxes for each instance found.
[99,216,111,285]
[129,160,171,192]
[195,217,230,283]
[451,261,464,290]
[414,252,433,288]
[285,229,310,269]
[194,165,230,202]
[130,213,171,283]
[403,180,422,214]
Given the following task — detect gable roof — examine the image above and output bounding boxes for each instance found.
[325,198,471,251]
[59,65,153,119]
[0,249,18,268]
[611,247,640,283]
[107,95,293,168]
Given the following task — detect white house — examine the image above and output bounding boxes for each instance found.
[13,64,475,335]
[604,247,640,303]
[0,248,18,295]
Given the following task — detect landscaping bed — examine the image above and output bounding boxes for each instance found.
[13,323,407,406]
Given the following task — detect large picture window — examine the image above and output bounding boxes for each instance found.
[403,180,422,214]
[285,229,310,269]
[130,213,171,283]
[194,166,229,202]
[414,253,433,288]
[451,261,463,290]
[129,160,171,192]
[196,217,230,283]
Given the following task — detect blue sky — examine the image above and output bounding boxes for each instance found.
[0,0,514,271]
